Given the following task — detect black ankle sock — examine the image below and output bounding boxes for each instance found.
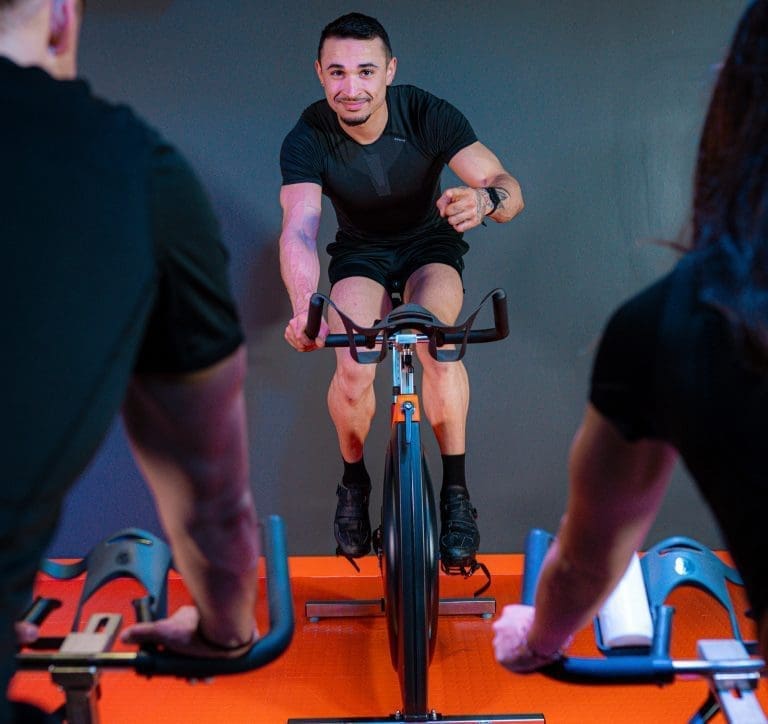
[441,453,467,497]
[342,458,370,488]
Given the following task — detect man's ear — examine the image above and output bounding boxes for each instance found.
[48,0,74,56]
[386,56,397,86]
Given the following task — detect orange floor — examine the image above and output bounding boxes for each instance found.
[9,554,766,723]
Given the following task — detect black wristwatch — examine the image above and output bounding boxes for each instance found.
[484,186,502,216]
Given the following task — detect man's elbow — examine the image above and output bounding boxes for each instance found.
[510,190,524,218]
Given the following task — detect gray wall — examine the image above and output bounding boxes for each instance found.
[49,0,748,556]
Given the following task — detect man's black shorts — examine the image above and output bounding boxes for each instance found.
[327,235,469,297]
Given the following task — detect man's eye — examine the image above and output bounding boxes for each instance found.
[360,70,373,77]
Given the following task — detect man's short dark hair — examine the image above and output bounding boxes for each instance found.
[318,12,392,62]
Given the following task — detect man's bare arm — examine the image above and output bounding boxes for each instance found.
[437,141,524,232]
[494,405,677,671]
[121,345,259,655]
[279,182,326,350]
[529,405,677,655]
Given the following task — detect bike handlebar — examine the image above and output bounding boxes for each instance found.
[305,288,509,362]
[521,528,766,684]
[16,515,294,678]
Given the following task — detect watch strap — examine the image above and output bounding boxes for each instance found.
[484,186,502,215]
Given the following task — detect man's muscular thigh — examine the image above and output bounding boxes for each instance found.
[404,263,464,324]
[329,276,392,332]
[329,276,391,391]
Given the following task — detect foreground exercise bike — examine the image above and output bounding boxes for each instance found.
[291,290,543,724]
[15,515,293,724]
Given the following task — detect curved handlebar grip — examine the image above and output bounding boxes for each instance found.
[521,528,554,606]
[305,294,360,347]
[522,531,674,684]
[135,515,294,677]
[491,288,509,340]
[442,288,510,345]
[304,293,326,341]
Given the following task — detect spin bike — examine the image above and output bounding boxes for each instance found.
[292,290,543,724]
[14,515,294,724]
[521,528,767,724]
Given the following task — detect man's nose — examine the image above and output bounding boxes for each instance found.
[341,75,359,96]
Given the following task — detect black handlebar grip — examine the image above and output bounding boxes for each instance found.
[20,597,62,627]
[304,293,325,341]
[454,288,510,345]
[491,289,509,340]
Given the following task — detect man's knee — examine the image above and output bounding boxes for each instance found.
[418,347,462,379]
[332,356,377,400]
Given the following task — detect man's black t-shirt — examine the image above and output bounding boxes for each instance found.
[0,56,243,708]
[2,56,243,497]
[589,247,768,620]
[280,85,477,247]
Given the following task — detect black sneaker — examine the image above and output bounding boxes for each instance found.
[439,486,479,569]
[334,482,372,559]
